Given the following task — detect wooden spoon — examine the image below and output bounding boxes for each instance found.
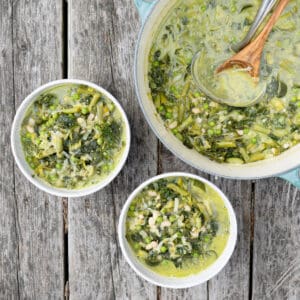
[216,0,290,78]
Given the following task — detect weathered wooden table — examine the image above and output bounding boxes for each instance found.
[1,1,299,299]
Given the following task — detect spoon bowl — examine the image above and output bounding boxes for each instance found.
[192,0,290,107]
[191,51,266,107]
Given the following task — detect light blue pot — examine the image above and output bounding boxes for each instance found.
[133,0,300,189]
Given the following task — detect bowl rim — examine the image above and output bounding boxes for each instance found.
[118,172,238,289]
[11,79,131,198]
[134,0,300,180]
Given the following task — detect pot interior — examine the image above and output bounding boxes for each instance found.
[135,0,300,179]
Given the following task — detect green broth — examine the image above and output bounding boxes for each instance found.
[148,0,300,163]
[126,177,230,277]
[192,54,267,106]
[21,84,126,189]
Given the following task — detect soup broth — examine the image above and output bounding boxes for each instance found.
[126,177,230,277]
[148,0,300,164]
[21,84,126,189]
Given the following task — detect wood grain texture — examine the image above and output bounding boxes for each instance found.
[107,1,158,298]
[0,1,19,298]
[68,0,157,299]
[1,1,299,299]
[252,178,300,300]
[209,178,251,300]
[12,0,65,298]
[160,287,207,300]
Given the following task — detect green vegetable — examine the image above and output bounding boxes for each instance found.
[148,0,300,164]
[126,177,230,277]
[21,84,126,189]
[57,114,76,128]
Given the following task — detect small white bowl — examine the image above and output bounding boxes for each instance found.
[11,79,131,198]
[118,172,237,289]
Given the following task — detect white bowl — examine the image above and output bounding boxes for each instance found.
[11,79,131,198]
[118,172,237,289]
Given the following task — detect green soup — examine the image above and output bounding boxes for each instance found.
[126,177,230,277]
[148,0,300,164]
[21,84,126,189]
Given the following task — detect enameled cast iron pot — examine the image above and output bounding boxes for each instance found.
[133,0,300,188]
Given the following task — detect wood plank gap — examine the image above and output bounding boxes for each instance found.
[110,184,119,300]
[157,141,163,174]
[12,168,20,299]
[12,176,20,298]
[64,281,69,300]
[157,286,161,300]
[11,0,20,296]
[63,197,69,298]
[206,280,209,300]
[62,0,68,78]
[10,0,16,114]
[248,182,256,300]
[12,135,21,298]
[108,1,117,95]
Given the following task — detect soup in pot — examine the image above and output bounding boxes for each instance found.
[148,0,300,164]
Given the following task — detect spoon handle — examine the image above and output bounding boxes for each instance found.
[232,0,277,52]
[252,0,290,46]
[244,0,290,74]
[217,0,290,78]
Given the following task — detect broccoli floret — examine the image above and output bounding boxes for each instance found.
[209,220,219,236]
[56,114,76,129]
[129,233,143,243]
[102,121,122,147]
[81,140,98,154]
[80,95,93,105]
[145,251,162,266]
[37,93,59,108]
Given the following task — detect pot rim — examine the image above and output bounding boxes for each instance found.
[134,0,300,180]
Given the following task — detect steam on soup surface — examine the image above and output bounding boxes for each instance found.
[148,0,300,164]
[126,177,230,277]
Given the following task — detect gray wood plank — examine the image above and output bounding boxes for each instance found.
[0,1,19,298]
[68,192,118,300]
[68,0,158,299]
[252,178,300,300]
[209,178,251,300]
[12,0,65,298]
[160,287,207,300]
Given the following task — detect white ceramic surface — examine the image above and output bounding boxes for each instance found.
[134,0,300,181]
[11,79,131,198]
[118,172,237,289]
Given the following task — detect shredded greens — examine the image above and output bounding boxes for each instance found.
[21,84,126,189]
[148,0,300,163]
[126,177,230,276]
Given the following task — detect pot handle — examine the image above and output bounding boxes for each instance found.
[279,168,300,189]
[134,0,156,23]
